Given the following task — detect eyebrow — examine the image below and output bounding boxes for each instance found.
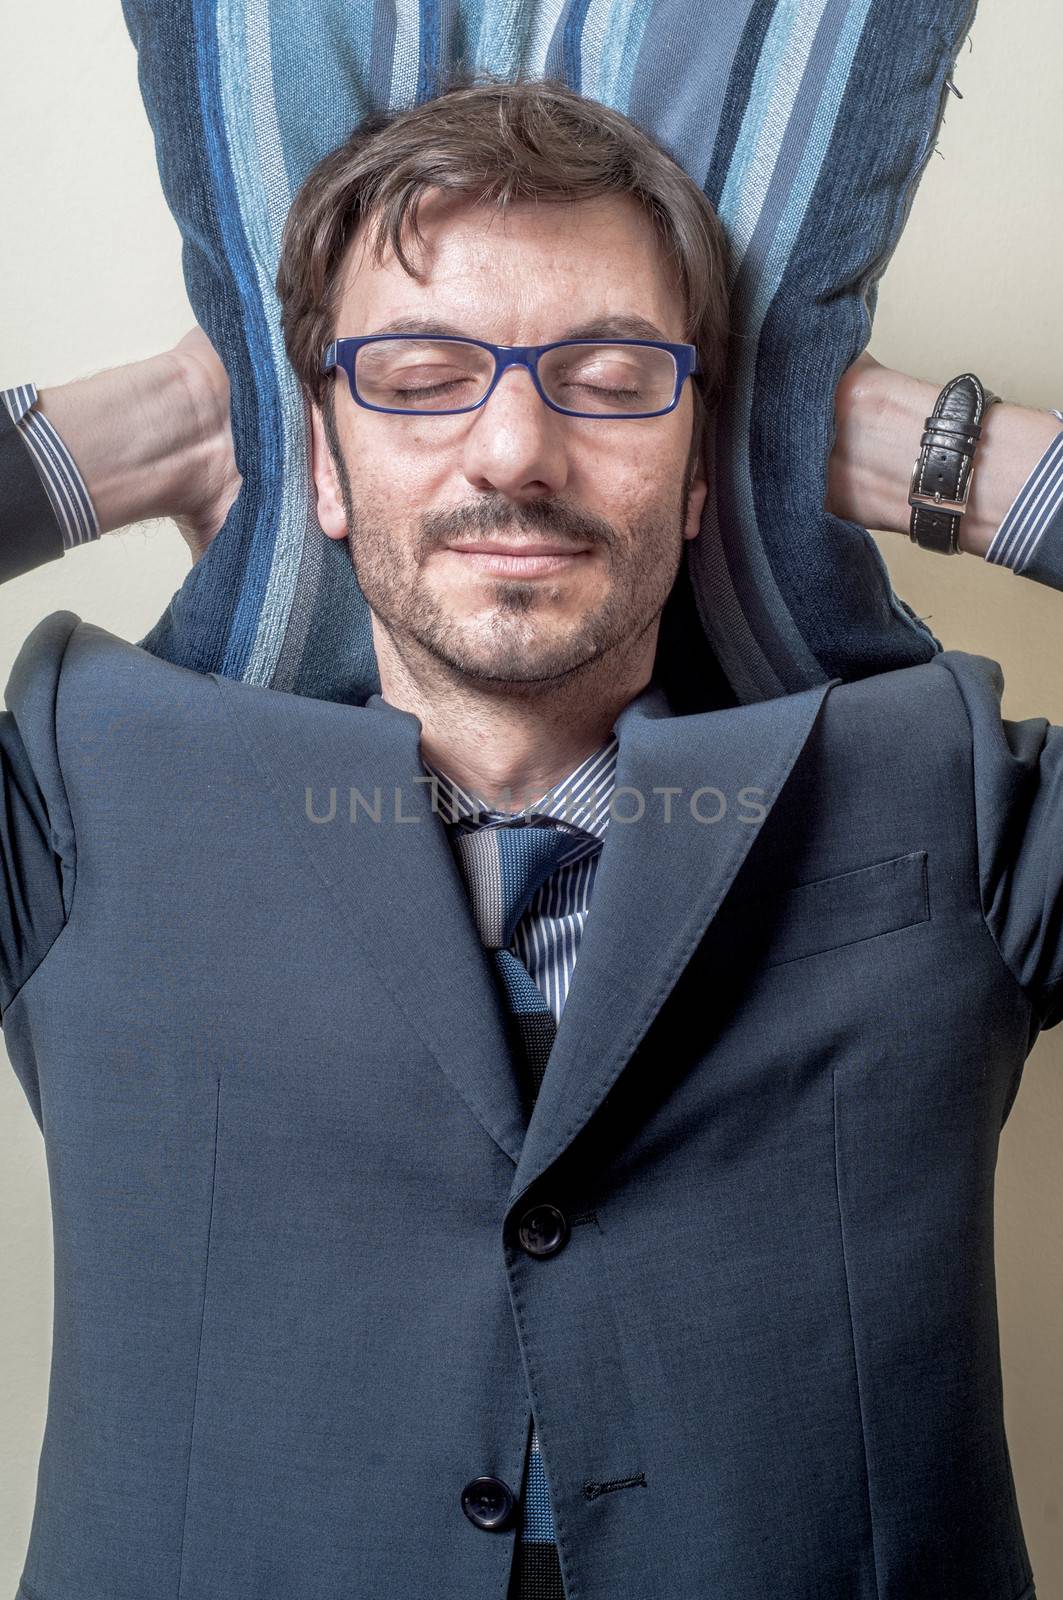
[367,313,672,342]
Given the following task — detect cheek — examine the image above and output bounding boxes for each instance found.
[605,460,679,522]
[584,428,686,497]
[346,457,428,526]
[359,429,457,497]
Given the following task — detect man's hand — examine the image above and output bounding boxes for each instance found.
[827,349,1063,556]
[34,325,242,562]
[169,326,242,561]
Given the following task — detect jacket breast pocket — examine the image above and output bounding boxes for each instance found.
[722,850,930,969]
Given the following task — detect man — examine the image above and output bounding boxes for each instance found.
[2,76,1063,1600]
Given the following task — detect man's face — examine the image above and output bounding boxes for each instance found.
[310,188,708,697]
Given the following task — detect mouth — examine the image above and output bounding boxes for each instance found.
[444,541,591,576]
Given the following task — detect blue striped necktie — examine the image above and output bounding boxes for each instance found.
[451,816,591,1600]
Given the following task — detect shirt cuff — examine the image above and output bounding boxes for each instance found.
[0,382,102,551]
[983,409,1063,574]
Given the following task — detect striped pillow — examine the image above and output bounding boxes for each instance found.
[121,0,978,707]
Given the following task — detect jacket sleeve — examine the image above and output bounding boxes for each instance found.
[934,648,1063,1037]
[0,612,81,1021]
[0,398,66,584]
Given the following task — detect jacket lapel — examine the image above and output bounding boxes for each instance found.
[507,674,840,1211]
[209,674,531,1162]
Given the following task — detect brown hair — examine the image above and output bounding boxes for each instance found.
[276,70,730,484]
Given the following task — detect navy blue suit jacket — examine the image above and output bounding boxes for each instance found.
[3,533,1063,1597]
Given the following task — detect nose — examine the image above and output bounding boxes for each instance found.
[461,359,569,502]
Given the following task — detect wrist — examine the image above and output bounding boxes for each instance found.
[828,364,939,536]
[828,359,1063,557]
[168,343,238,545]
[34,349,219,536]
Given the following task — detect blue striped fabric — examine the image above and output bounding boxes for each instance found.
[985,412,1063,574]
[116,0,1000,709]
[0,384,100,551]
[412,689,630,1596]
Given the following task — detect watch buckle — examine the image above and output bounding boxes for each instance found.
[907,457,974,518]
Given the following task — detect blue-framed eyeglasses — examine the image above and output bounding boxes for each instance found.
[321,334,699,419]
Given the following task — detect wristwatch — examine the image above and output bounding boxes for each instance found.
[908,373,1001,554]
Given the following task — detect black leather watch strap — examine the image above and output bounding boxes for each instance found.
[908,373,1000,554]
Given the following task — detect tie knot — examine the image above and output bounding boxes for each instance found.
[453,820,590,950]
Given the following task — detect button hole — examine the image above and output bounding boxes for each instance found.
[583,1472,648,1500]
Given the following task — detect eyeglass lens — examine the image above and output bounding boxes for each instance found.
[353,339,678,414]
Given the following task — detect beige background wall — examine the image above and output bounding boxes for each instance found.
[1,1,1061,1590]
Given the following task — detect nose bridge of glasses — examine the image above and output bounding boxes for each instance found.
[491,345,551,399]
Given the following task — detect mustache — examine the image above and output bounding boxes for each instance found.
[426,499,608,550]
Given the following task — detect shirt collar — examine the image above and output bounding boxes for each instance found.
[365,679,670,840]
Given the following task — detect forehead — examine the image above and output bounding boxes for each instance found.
[336,188,686,339]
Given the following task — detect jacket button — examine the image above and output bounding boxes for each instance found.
[461,1475,517,1530]
[517,1203,570,1257]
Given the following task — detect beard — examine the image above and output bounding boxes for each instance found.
[327,431,690,693]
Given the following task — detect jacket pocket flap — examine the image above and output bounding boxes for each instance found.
[722,850,930,968]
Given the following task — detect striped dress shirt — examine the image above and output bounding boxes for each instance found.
[984,419,1063,573]
[3,381,1063,573]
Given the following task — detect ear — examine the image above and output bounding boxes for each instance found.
[683,469,708,542]
[309,401,349,541]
